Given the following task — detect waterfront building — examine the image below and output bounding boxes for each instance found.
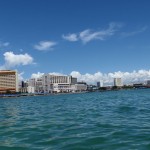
[22,78,43,93]
[26,78,36,93]
[97,80,104,88]
[19,81,28,93]
[42,74,77,93]
[27,86,35,93]
[100,80,103,87]
[26,74,78,93]
[35,78,43,93]
[53,83,71,93]
[19,87,28,93]
[97,82,100,88]
[0,70,18,93]
[133,83,145,88]
[147,80,150,86]
[87,85,97,91]
[114,78,122,87]
[71,77,77,84]
[28,78,36,87]
[42,74,54,93]
[71,83,87,92]
[52,76,77,93]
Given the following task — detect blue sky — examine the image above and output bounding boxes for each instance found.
[0,0,150,83]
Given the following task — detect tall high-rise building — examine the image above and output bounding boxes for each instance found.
[28,78,36,87]
[0,70,18,93]
[100,80,104,87]
[114,78,122,87]
[97,82,100,87]
[147,80,150,86]
[97,81,103,87]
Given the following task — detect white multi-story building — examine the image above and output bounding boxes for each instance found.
[0,70,18,93]
[27,86,35,93]
[26,74,78,93]
[100,80,104,87]
[35,78,43,93]
[27,78,43,93]
[97,80,104,88]
[42,74,54,93]
[71,77,77,84]
[71,83,87,92]
[42,74,77,93]
[28,78,36,87]
[114,78,122,87]
[147,80,150,86]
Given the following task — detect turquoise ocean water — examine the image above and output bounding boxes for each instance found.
[0,89,150,150]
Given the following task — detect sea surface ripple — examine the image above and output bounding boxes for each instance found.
[0,89,150,150]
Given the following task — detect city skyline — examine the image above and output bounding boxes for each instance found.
[0,0,150,84]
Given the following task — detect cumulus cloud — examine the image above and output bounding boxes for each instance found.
[34,41,57,51]
[30,70,150,85]
[31,72,44,78]
[4,52,33,67]
[31,72,65,79]
[48,72,66,76]
[0,51,34,69]
[18,72,24,81]
[121,26,147,37]
[70,70,150,85]
[0,41,10,47]
[62,22,122,44]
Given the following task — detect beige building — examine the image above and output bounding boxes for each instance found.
[35,78,43,93]
[42,74,71,93]
[42,74,77,93]
[26,74,78,93]
[71,83,87,92]
[114,78,122,87]
[0,70,18,93]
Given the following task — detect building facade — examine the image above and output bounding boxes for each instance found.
[35,78,43,93]
[25,74,79,93]
[71,84,87,92]
[147,80,150,86]
[42,74,75,93]
[114,78,122,87]
[97,82,100,88]
[0,70,18,93]
[27,86,35,93]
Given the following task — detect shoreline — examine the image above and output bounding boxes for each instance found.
[0,88,149,99]
[0,91,88,99]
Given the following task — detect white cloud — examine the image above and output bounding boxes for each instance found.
[18,72,24,81]
[30,70,150,85]
[79,28,112,44]
[62,33,78,42]
[70,70,150,85]
[62,22,122,44]
[121,26,147,37]
[48,72,65,76]
[0,51,34,69]
[34,41,57,51]
[0,41,10,47]
[31,72,65,79]
[4,52,33,66]
[31,72,44,78]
